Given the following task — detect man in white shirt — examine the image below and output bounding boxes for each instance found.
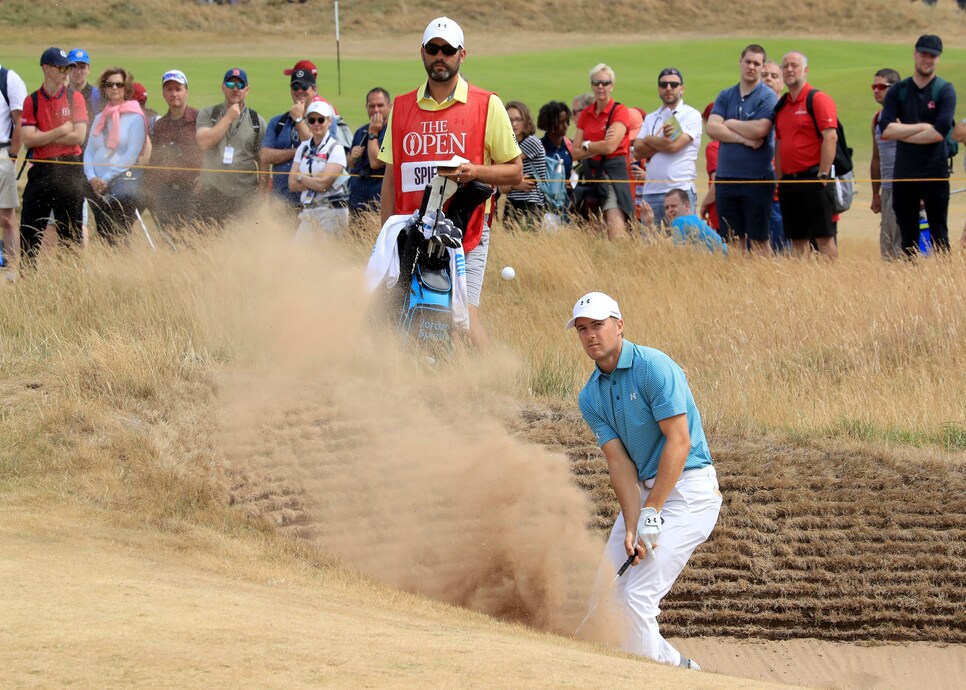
[633,68,702,228]
[0,63,28,273]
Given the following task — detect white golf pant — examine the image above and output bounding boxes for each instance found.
[601,465,722,664]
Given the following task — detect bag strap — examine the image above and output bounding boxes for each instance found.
[0,67,8,109]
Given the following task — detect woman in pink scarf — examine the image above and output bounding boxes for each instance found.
[83,67,148,244]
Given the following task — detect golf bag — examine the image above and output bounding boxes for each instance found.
[379,177,492,352]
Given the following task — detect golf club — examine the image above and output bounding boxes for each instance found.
[573,551,636,635]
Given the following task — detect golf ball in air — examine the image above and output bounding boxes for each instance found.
[501,266,516,280]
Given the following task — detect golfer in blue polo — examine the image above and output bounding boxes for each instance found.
[568,291,721,670]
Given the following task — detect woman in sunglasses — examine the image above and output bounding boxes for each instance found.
[288,99,350,238]
[83,67,148,244]
[572,64,634,240]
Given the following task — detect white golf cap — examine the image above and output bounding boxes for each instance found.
[305,99,335,119]
[565,292,622,329]
[422,16,464,49]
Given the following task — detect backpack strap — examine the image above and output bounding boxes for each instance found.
[0,67,8,109]
[274,113,290,138]
[0,67,10,141]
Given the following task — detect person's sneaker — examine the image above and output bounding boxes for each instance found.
[679,658,701,671]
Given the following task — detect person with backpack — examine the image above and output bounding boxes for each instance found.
[0,60,27,273]
[19,47,89,260]
[195,68,267,225]
[261,61,318,209]
[537,100,573,222]
[572,64,634,241]
[879,35,957,255]
[772,51,840,259]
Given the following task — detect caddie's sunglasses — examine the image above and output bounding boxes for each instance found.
[224,80,246,90]
[658,81,682,89]
[591,79,612,87]
[871,84,892,92]
[306,116,327,124]
[424,43,459,57]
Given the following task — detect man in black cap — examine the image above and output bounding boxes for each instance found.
[879,35,957,255]
[19,47,89,259]
[261,62,320,208]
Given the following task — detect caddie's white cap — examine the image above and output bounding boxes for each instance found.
[565,292,622,329]
[422,16,464,49]
[305,99,335,119]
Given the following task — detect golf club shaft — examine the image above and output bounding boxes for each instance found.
[574,552,637,634]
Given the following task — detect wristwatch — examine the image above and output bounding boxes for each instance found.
[367,132,379,141]
[581,140,591,152]
[817,171,830,180]
[293,117,304,125]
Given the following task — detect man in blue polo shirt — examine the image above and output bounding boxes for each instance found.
[704,44,778,255]
[569,291,721,670]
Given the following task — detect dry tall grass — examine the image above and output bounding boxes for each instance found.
[470,221,966,449]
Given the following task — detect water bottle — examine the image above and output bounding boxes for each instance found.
[918,209,932,255]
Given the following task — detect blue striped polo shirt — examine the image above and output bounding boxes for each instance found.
[578,340,712,481]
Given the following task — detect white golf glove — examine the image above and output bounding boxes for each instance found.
[636,507,663,560]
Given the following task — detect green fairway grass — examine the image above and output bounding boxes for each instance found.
[4,37,963,169]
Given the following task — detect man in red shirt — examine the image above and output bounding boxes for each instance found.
[19,47,89,259]
[773,51,839,258]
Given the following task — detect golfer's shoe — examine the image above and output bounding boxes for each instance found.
[680,658,701,671]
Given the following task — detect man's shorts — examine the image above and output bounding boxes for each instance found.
[0,157,19,209]
[602,183,619,212]
[778,173,835,241]
[464,225,489,308]
[714,178,774,243]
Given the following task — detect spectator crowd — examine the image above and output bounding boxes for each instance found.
[1,34,964,277]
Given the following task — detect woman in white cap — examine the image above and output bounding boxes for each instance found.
[288,98,350,238]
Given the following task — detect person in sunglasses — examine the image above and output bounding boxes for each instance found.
[19,47,89,260]
[870,68,902,260]
[378,16,522,349]
[633,68,701,229]
[572,64,634,241]
[288,99,349,238]
[261,62,320,209]
[83,67,148,243]
[195,67,267,225]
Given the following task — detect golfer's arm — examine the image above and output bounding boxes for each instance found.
[643,414,690,512]
[954,120,966,144]
[602,439,643,534]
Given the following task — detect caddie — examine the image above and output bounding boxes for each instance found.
[569,291,721,670]
[378,16,522,349]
